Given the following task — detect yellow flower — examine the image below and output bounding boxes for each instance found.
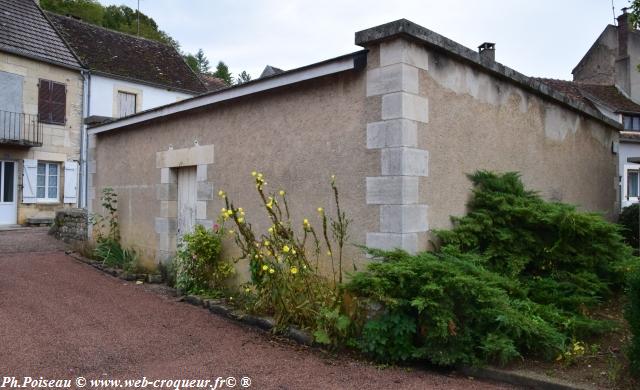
[327,250,332,256]
[279,190,285,196]
[254,254,259,259]
[303,218,309,225]
[291,249,297,255]
[290,266,298,274]
[251,171,257,177]
[264,240,270,246]
[269,268,275,274]
[218,190,226,198]
[221,208,227,213]
[331,174,336,180]
[226,210,233,216]
[268,227,274,233]
[228,229,235,235]
[262,264,269,271]
[317,207,324,214]
[245,287,251,293]
[238,207,244,212]
[257,173,263,179]
[283,245,290,253]
[237,217,244,223]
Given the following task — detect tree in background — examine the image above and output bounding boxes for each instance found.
[41,0,178,47]
[213,61,233,85]
[236,71,252,85]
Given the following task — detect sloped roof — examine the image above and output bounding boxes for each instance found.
[47,12,206,93]
[0,0,80,69]
[260,65,284,78]
[537,78,640,114]
[198,74,228,92]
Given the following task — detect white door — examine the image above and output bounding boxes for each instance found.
[117,91,136,118]
[177,166,197,238]
[0,160,17,224]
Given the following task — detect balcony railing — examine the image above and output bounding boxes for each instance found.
[0,110,43,147]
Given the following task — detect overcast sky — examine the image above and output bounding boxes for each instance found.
[97,0,630,81]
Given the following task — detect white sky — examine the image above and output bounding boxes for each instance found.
[97,0,630,81]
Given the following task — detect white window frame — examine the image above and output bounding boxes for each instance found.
[36,162,60,203]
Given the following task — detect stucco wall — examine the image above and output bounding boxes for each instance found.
[90,70,376,277]
[89,75,195,118]
[411,44,618,239]
[572,25,617,85]
[0,51,83,223]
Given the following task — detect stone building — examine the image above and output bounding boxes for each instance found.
[87,19,621,275]
[0,0,84,225]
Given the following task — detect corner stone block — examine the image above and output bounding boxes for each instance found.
[156,183,177,201]
[196,201,208,220]
[367,119,418,149]
[382,92,428,123]
[366,63,419,96]
[380,39,429,70]
[197,182,214,200]
[366,232,418,253]
[380,204,428,233]
[160,167,177,184]
[381,147,428,176]
[196,164,208,182]
[155,217,177,234]
[158,233,177,252]
[366,176,419,205]
[159,200,177,218]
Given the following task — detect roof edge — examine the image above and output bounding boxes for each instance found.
[355,19,621,130]
[0,45,83,71]
[88,50,367,134]
[90,70,203,95]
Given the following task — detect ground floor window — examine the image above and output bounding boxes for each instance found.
[37,162,59,201]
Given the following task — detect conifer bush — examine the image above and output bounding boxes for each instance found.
[348,171,639,366]
[627,267,640,377]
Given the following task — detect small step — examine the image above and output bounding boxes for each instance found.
[26,217,54,227]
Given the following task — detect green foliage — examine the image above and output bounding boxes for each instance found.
[89,187,119,242]
[619,204,639,253]
[348,171,637,366]
[627,267,640,377]
[175,224,230,294]
[93,238,137,270]
[212,61,233,85]
[41,0,178,47]
[220,172,353,342]
[185,49,210,74]
[236,71,252,85]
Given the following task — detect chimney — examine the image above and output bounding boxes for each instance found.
[618,7,631,57]
[478,42,495,62]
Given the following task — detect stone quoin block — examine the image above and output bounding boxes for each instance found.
[366,63,419,96]
[381,92,428,123]
[366,232,419,253]
[197,182,215,201]
[154,217,177,234]
[366,176,419,204]
[366,119,418,149]
[156,183,177,201]
[159,201,177,218]
[381,147,429,176]
[380,39,429,70]
[196,201,208,220]
[160,167,177,184]
[379,204,428,233]
[196,164,208,182]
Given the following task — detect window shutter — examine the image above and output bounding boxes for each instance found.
[22,159,37,204]
[38,80,51,123]
[51,82,66,124]
[63,160,78,205]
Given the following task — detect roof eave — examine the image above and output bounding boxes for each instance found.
[90,70,205,95]
[355,19,621,130]
[88,50,367,134]
[0,46,84,71]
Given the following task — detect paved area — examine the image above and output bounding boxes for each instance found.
[0,229,516,390]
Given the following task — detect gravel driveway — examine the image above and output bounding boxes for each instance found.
[0,228,516,390]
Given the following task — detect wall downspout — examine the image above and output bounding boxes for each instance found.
[80,70,91,209]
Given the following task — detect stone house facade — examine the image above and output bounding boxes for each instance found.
[0,0,84,225]
[87,19,620,276]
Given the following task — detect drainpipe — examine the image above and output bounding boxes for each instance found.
[80,70,91,209]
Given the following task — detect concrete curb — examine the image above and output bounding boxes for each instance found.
[66,251,594,390]
[457,366,597,390]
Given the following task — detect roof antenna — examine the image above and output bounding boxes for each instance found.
[613,0,616,25]
[137,0,140,36]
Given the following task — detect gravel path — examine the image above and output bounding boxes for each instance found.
[0,229,516,390]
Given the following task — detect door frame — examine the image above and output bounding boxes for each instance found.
[0,159,18,225]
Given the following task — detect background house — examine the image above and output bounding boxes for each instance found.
[86,19,620,275]
[0,0,83,225]
[548,9,640,209]
[48,12,207,208]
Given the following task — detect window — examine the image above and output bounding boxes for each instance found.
[38,79,66,125]
[1,161,14,203]
[117,91,137,118]
[623,115,640,131]
[37,162,59,201]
